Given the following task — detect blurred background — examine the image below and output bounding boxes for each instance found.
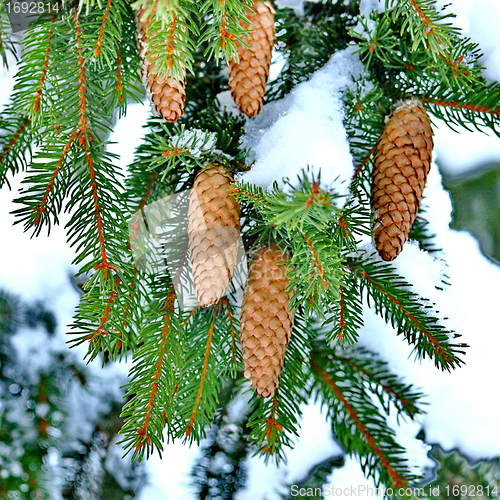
[1,0,500,498]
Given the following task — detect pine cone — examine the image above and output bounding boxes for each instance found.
[137,9,186,122]
[371,99,434,261]
[240,244,294,398]
[188,164,241,307]
[228,0,275,118]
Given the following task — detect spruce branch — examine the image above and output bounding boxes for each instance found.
[0,1,17,67]
[246,317,310,463]
[175,302,241,444]
[200,0,252,64]
[0,115,33,189]
[120,288,183,460]
[346,254,467,370]
[388,0,460,59]
[421,85,500,137]
[310,354,415,488]
[313,343,425,421]
[267,0,359,102]
[137,0,196,82]
[323,272,364,346]
[233,175,348,315]
[184,301,222,439]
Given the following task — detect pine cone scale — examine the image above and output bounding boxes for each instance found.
[188,164,241,307]
[372,100,434,261]
[240,244,294,398]
[137,9,186,122]
[228,0,275,118]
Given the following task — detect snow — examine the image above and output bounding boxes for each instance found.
[138,441,200,500]
[434,119,500,176]
[360,0,385,16]
[240,47,364,202]
[2,0,500,497]
[443,0,500,82]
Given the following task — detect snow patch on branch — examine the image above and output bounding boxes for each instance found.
[240,47,364,202]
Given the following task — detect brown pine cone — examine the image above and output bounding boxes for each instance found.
[371,99,434,261]
[228,0,275,118]
[188,163,241,307]
[137,9,186,122]
[240,243,294,398]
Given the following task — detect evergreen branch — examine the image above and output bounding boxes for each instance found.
[136,290,175,451]
[9,12,62,121]
[332,350,423,420]
[84,144,116,278]
[0,118,30,165]
[303,234,329,292]
[352,143,377,181]
[120,286,183,460]
[78,0,127,65]
[323,272,363,345]
[389,0,460,58]
[235,175,346,314]
[246,317,310,463]
[346,256,467,370]
[267,1,359,102]
[175,305,229,443]
[81,277,121,348]
[230,183,269,208]
[138,171,157,211]
[216,299,242,379]
[138,4,196,81]
[94,0,114,57]
[287,229,343,316]
[0,3,16,67]
[186,300,221,437]
[0,116,32,188]
[115,45,123,103]
[343,83,388,199]
[128,121,216,185]
[32,130,79,227]
[75,10,93,134]
[333,194,371,253]
[311,342,425,421]
[408,207,441,254]
[69,269,138,361]
[200,0,252,64]
[221,298,236,363]
[33,17,56,115]
[106,12,144,115]
[310,357,411,488]
[132,0,180,23]
[423,96,500,115]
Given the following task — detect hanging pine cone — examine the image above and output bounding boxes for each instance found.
[371,99,434,261]
[240,243,294,398]
[136,9,186,122]
[228,0,275,118]
[188,163,241,307]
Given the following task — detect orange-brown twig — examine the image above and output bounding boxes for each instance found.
[222,298,236,362]
[34,130,79,226]
[95,0,113,57]
[0,118,30,167]
[311,359,407,488]
[423,97,500,115]
[352,143,378,180]
[136,290,175,451]
[186,301,221,436]
[33,18,55,114]
[348,264,452,364]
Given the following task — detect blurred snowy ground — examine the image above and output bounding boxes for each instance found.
[1,0,500,498]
